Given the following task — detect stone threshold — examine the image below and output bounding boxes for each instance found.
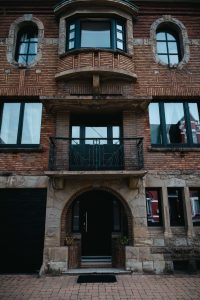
[63,268,131,275]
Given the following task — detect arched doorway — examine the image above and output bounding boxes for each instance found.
[63,189,132,266]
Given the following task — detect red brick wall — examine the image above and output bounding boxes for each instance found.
[0,0,199,172]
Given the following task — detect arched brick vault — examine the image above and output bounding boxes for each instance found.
[60,186,134,246]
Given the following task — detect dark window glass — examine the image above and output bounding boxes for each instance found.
[15,24,38,65]
[146,189,163,226]
[113,199,121,231]
[156,31,180,65]
[72,200,80,232]
[0,103,42,146]
[149,102,200,147]
[67,18,125,51]
[168,188,185,226]
[190,189,200,226]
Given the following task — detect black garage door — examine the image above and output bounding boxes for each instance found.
[0,189,47,273]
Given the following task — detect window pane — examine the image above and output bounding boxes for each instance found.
[72,126,80,144]
[18,55,27,64]
[168,42,178,54]
[81,21,111,48]
[0,103,20,144]
[113,126,120,144]
[117,31,123,40]
[149,103,162,144]
[168,188,185,226]
[29,42,38,54]
[190,189,200,226]
[85,127,107,144]
[167,33,176,41]
[27,55,36,64]
[156,32,166,40]
[70,24,75,30]
[164,103,186,144]
[117,24,123,31]
[169,55,179,64]
[19,42,28,54]
[69,31,75,39]
[188,103,200,144]
[21,103,42,144]
[146,189,162,226]
[157,41,167,53]
[158,54,168,64]
[69,40,75,49]
[117,40,123,50]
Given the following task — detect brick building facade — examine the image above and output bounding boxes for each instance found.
[0,0,200,274]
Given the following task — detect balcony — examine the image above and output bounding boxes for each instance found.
[48,137,144,172]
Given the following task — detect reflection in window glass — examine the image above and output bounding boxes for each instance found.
[113,126,120,144]
[72,126,80,144]
[0,103,20,144]
[156,31,180,65]
[0,102,42,146]
[85,127,107,144]
[168,188,185,226]
[146,189,162,226]
[149,103,161,144]
[188,103,200,144]
[81,22,111,48]
[16,25,38,65]
[190,189,200,226]
[164,103,186,144]
[21,103,42,144]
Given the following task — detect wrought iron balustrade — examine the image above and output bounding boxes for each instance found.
[49,137,144,171]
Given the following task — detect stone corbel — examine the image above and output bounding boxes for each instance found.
[92,74,100,94]
[52,177,65,190]
[129,177,140,189]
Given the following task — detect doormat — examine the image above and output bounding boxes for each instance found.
[77,274,117,283]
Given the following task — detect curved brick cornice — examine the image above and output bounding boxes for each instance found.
[150,15,190,69]
[7,14,44,68]
[54,0,139,15]
[55,67,137,81]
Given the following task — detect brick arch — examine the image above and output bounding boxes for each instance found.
[60,186,134,246]
[150,15,190,69]
[7,14,44,67]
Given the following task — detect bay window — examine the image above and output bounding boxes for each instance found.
[67,18,126,51]
[149,101,200,147]
[0,102,42,147]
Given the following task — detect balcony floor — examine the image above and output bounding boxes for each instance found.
[45,170,147,179]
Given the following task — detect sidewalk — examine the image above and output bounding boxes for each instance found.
[0,274,200,300]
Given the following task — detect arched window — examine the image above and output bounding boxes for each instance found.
[156,30,181,65]
[150,16,190,68]
[15,23,38,65]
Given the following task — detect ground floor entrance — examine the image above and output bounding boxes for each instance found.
[68,189,129,267]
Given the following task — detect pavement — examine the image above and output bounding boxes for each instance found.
[0,273,200,300]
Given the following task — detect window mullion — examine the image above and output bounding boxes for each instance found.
[111,19,116,50]
[0,103,4,135]
[77,20,81,48]
[159,102,168,146]
[184,102,193,146]
[17,103,25,145]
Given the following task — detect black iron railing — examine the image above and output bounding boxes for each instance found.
[49,137,144,171]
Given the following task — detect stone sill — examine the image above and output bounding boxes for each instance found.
[0,146,44,153]
[148,146,200,152]
[59,48,133,59]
